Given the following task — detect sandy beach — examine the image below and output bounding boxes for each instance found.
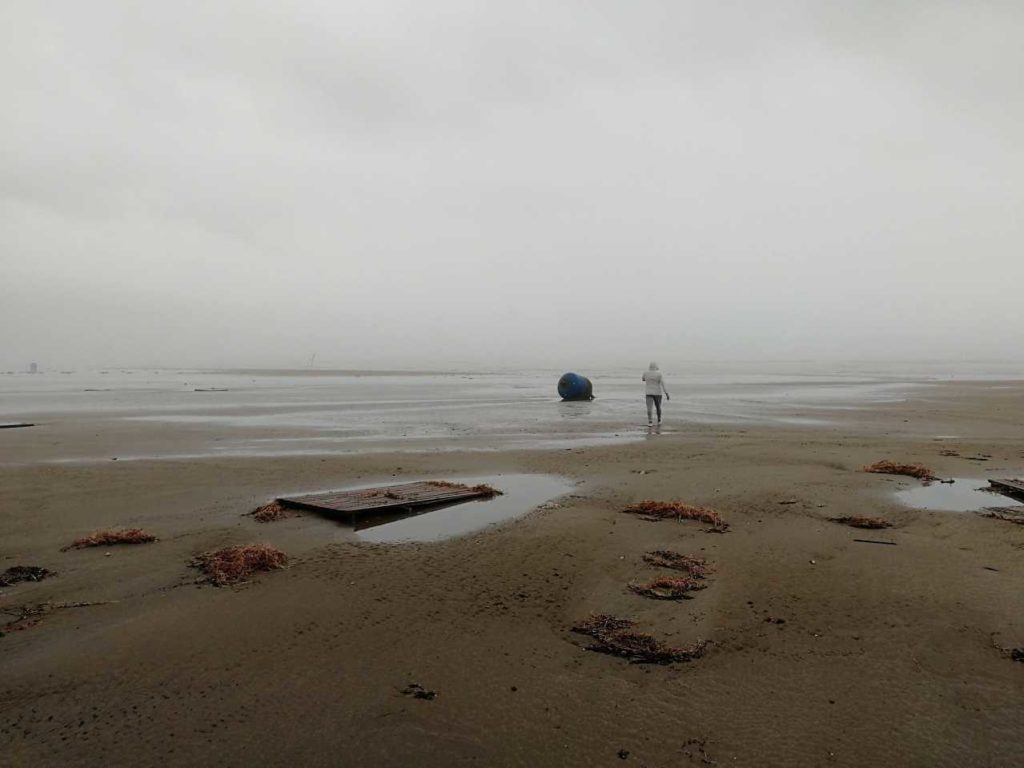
[2,378,1023,767]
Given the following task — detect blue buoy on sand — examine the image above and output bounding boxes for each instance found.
[557,372,594,401]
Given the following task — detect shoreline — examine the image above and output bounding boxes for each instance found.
[2,381,1023,766]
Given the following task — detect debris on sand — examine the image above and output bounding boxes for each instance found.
[62,528,157,551]
[987,478,1024,500]
[629,575,706,601]
[831,515,893,530]
[426,480,503,497]
[250,501,296,523]
[853,538,897,546]
[863,461,936,480]
[571,613,706,664]
[981,509,1024,526]
[622,501,729,532]
[401,682,437,700]
[0,566,54,587]
[587,630,707,665]
[642,550,710,578]
[190,544,288,586]
[573,613,634,636]
[1,600,117,636]
[681,737,716,765]
[990,633,1024,662]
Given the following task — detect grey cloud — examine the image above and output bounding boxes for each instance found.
[2,1,1022,370]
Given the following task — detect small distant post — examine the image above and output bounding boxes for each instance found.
[29,362,38,374]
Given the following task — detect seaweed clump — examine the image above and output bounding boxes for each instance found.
[571,614,706,664]
[62,528,157,551]
[427,481,503,497]
[863,461,935,480]
[191,544,288,586]
[622,501,728,532]
[250,501,296,523]
[629,575,706,601]
[831,516,893,530]
[0,566,54,587]
[642,550,710,578]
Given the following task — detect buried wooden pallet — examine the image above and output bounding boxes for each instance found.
[988,478,1024,498]
[276,481,499,522]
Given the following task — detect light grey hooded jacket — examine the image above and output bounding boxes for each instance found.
[642,362,669,397]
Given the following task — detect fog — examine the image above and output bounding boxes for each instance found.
[3,1,1022,371]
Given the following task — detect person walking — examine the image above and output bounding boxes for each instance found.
[642,362,670,426]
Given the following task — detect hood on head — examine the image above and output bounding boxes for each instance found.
[648,362,658,370]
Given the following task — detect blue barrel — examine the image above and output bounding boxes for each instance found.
[557,372,594,401]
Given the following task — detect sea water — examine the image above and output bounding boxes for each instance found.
[1,362,1021,462]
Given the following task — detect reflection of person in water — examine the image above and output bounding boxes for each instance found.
[642,362,670,426]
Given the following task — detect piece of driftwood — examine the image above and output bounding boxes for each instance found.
[831,516,892,530]
[0,423,34,430]
[852,538,897,546]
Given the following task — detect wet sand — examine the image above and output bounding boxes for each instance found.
[2,381,1023,767]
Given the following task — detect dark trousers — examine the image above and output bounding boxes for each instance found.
[646,395,662,422]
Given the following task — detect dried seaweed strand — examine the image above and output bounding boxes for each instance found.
[571,613,706,664]
[622,501,729,532]
[62,528,156,551]
[863,461,935,480]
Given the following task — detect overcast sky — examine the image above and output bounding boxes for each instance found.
[3,1,1022,370]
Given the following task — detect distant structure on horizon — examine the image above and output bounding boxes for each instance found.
[29,362,38,374]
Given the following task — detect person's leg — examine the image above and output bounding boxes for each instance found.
[653,395,663,422]
[646,395,654,424]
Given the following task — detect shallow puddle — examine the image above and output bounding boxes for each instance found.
[895,478,1024,512]
[353,473,574,543]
